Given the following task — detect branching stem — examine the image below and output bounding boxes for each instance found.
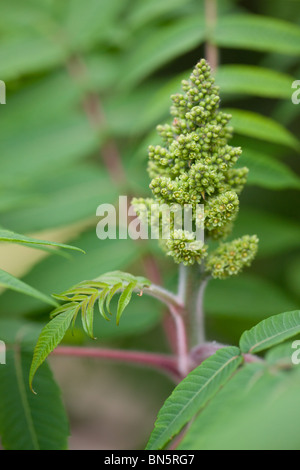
[144,284,184,310]
[52,342,263,386]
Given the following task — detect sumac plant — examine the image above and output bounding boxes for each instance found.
[25,60,300,450]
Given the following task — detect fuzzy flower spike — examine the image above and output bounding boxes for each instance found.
[132,59,258,276]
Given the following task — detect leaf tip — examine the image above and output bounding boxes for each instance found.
[29,376,37,395]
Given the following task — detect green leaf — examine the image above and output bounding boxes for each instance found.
[64,0,125,50]
[179,365,300,450]
[0,349,69,450]
[96,270,151,288]
[104,80,164,137]
[66,294,162,342]
[214,14,300,55]
[0,113,98,187]
[0,0,53,32]
[238,149,300,190]
[98,286,111,322]
[0,318,41,347]
[106,282,123,315]
[121,17,205,88]
[84,54,119,92]
[0,234,140,317]
[215,65,294,99]
[0,34,68,81]
[265,341,296,367]
[29,308,76,391]
[29,271,153,386]
[116,281,138,325]
[50,302,79,318]
[225,108,299,150]
[240,310,300,354]
[177,363,288,450]
[0,269,57,307]
[127,0,193,29]
[272,95,300,128]
[81,294,97,338]
[0,71,80,138]
[0,228,85,253]
[146,347,242,450]
[0,188,37,213]
[0,165,117,233]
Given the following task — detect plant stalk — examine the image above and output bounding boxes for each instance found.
[178,263,189,304]
[169,304,190,377]
[144,284,184,310]
[190,342,265,367]
[52,346,181,381]
[195,277,209,345]
[205,0,219,71]
[67,55,126,185]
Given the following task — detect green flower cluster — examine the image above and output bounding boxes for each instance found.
[166,230,207,266]
[132,59,258,272]
[204,191,239,234]
[205,235,259,279]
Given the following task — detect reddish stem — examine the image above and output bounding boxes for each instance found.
[163,314,178,355]
[142,254,162,285]
[169,305,190,377]
[205,0,219,71]
[67,55,126,185]
[190,342,265,368]
[52,346,181,381]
